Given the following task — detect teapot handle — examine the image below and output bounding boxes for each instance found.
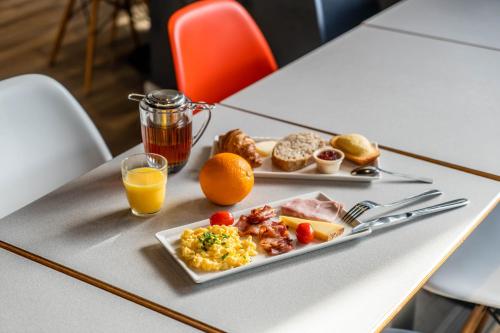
[128,93,145,102]
[191,102,214,147]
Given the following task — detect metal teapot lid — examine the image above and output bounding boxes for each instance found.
[128,89,189,112]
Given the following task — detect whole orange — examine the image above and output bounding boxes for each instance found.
[199,153,254,206]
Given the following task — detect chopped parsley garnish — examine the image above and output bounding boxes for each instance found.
[221,253,229,260]
[198,232,230,251]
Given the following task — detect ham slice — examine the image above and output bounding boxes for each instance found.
[280,199,343,223]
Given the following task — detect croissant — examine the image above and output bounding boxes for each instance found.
[218,129,263,168]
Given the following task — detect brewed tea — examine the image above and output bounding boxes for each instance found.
[142,117,192,172]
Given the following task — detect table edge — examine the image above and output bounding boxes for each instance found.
[362,21,500,54]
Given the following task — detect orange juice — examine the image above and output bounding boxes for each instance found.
[123,167,167,215]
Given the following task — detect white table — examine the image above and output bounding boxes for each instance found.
[365,0,500,51]
[0,248,197,333]
[222,26,500,179]
[0,106,498,333]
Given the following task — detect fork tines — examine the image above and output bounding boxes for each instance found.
[342,203,370,227]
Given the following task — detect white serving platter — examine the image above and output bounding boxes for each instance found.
[156,192,371,283]
[210,136,381,181]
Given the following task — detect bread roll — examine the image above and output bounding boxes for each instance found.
[330,133,379,165]
[218,129,263,168]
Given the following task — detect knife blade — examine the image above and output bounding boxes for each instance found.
[351,198,469,234]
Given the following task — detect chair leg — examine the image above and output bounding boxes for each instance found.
[475,308,491,333]
[49,0,76,66]
[84,0,99,94]
[461,305,487,333]
[124,0,140,47]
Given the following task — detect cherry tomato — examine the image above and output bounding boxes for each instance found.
[209,211,234,226]
[296,223,314,244]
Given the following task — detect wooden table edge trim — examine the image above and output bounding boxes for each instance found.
[0,241,224,333]
[374,197,499,333]
[219,103,500,181]
[362,23,500,54]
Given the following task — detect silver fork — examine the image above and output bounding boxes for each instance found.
[342,189,442,227]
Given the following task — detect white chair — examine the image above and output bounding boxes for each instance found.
[425,206,500,332]
[0,74,112,219]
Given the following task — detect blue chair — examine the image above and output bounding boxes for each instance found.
[314,0,379,43]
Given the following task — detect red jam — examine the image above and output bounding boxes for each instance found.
[317,150,341,161]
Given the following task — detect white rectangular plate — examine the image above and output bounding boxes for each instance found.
[156,192,371,283]
[210,136,380,181]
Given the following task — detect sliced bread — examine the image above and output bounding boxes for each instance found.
[272,132,326,171]
[330,133,380,165]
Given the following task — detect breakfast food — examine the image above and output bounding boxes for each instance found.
[199,153,254,206]
[236,205,294,255]
[295,223,314,244]
[176,196,350,276]
[255,140,276,157]
[218,129,263,168]
[330,133,380,165]
[209,211,234,226]
[180,225,257,271]
[280,216,344,241]
[272,132,327,171]
[281,198,343,223]
[317,149,342,161]
[313,147,345,174]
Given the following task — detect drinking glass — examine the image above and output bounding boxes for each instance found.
[121,153,168,216]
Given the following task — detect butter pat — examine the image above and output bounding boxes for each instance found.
[255,140,276,157]
[280,216,344,241]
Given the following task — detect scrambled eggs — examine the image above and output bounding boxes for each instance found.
[180,225,257,271]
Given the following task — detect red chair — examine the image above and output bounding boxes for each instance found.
[168,0,277,103]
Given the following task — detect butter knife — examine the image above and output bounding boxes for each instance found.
[351,198,469,234]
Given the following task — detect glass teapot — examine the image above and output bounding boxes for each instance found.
[128,89,213,173]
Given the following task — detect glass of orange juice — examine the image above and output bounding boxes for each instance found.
[121,153,168,216]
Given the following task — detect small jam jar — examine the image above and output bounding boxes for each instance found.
[313,147,345,174]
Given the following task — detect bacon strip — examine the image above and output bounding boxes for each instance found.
[235,206,293,255]
[260,236,293,256]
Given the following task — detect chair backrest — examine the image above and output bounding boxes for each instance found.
[168,0,277,103]
[0,74,112,218]
[314,0,379,43]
